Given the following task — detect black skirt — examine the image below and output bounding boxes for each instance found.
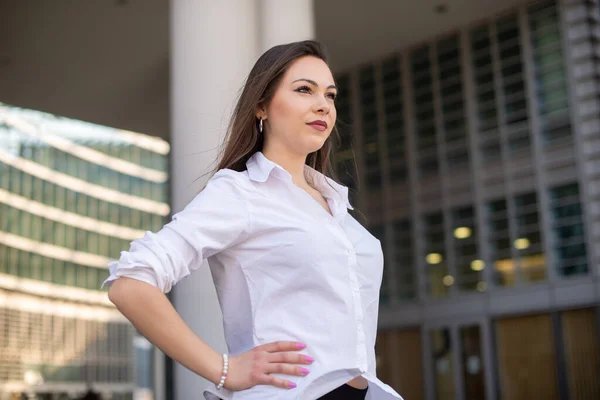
[216,383,368,400]
[317,383,368,400]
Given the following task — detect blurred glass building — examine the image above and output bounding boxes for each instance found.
[0,104,170,399]
[330,1,600,399]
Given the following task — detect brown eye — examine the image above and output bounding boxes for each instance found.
[296,85,312,94]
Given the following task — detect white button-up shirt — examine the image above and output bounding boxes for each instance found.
[104,152,403,400]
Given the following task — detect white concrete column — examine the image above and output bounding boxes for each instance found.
[170,1,259,399]
[259,0,315,52]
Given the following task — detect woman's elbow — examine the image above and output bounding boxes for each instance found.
[107,278,126,306]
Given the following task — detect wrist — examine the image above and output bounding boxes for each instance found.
[205,350,225,386]
[216,354,229,390]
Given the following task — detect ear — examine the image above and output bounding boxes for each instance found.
[255,106,267,120]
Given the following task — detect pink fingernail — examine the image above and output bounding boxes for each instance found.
[305,356,314,363]
[301,368,310,375]
[288,382,297,389]
[296,342,306,349]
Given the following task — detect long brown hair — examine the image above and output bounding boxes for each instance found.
[214,40,339,178]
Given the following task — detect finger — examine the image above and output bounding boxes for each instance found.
[265,363,310,377]
[260,341,306,353]
[267,351,314,365]
[259,374,299,390]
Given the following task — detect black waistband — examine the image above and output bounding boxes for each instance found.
[317,383,369,399]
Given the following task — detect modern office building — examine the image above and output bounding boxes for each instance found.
[331,1,600,399]
[1,0,599,399]
[0,104,169,399]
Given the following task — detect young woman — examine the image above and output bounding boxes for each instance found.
[105,40,403,400]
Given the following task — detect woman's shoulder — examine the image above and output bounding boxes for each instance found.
[182,169,255,213]
[205,168,255,194]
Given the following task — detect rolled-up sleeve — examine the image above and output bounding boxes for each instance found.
[102,171,251,293]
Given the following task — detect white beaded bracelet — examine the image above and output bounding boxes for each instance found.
[216,353,229,390]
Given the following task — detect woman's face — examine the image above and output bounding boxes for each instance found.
[260,56,337,156]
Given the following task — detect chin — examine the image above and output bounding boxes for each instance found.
[303,139,328,155]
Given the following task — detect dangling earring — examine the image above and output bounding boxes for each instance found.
[259,118,263,133]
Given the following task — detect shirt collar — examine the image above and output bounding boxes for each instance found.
[246,151,354,210]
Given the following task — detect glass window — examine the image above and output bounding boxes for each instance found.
[43,180,54,206]
[0,238,7,274]
[15,249,27,278]
[412,46,439,177]
[65,225,76,249]
[55,185,66,210]
[393,219,415,300]
[77,192,87,215]
[481,139,502,164]
[54,222,65,248]
[423,212,449,297]
[52,258,66,285]
[19,209,31,238]
[31,175,43,203]
[65,262,76,286]
[487,198,515,286]
[131,176,142,197]
[88,232,99,255]
[7,246,17,275]
[10,167,22,196]
[85,267,101,290]
[98,199,109,222]
[0,162,9,190]
[109,204,120,224]
[22,171,33,199]
[437,35,467,149]
[432,328,454,400]
[451,206,482,292]
[151,214,164,232]
[98,234,110,258]
[359,65,382,192]
[0,204,6,232]
[30,253,42,281]
[508,130,531,157]
[529,1,571,144]
[88,197,98,220]
[382,56,407,183]
[7,204,17,234]
[42,253,52,282]
[550,183,588,276]
[30,214,42,242]
[496,14,529,126]
[514,191,546,282]
[76,265,87,289]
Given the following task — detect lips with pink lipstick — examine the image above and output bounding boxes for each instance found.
[306,120,328,132]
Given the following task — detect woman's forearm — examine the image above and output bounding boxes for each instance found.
[108,277,223,384]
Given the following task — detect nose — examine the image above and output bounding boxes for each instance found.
[314,96,331,115]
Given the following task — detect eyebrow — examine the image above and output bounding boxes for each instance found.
[292,78,337,91]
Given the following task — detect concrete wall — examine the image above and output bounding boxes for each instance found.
[0,0,169,140]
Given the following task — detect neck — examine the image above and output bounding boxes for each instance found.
[262,144,308,186]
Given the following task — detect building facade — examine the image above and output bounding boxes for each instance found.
[330,0,600,399]
[0,103,169,399]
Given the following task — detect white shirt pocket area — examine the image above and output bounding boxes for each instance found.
[102,169,251,293]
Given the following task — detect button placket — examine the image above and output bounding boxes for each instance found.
[331,219,369,371]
